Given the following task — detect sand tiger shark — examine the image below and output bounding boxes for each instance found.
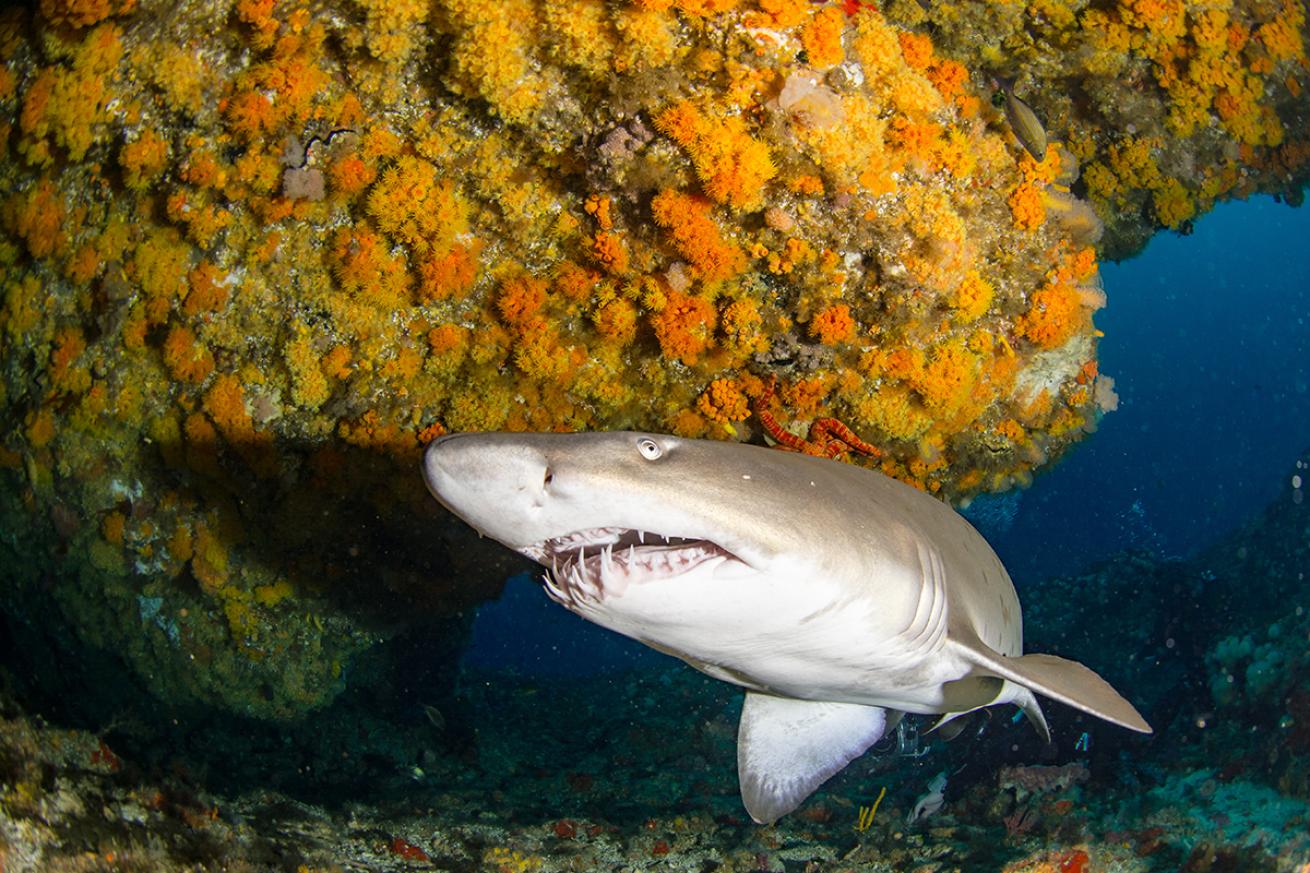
[422,431,1151,824]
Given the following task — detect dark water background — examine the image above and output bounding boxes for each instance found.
[464,195,1310,677]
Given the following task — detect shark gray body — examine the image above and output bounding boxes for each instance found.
[423,431,1151,824]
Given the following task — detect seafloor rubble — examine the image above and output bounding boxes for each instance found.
[1,452,1309,871]
[0,0,1306,734]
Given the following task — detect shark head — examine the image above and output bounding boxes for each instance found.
[424,430,779,567]
[423,430,928,659]
[425,431,743,627]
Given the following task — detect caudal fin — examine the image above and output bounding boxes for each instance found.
[950,631,1153,734]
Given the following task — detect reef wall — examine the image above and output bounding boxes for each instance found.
[0,0,1304,719]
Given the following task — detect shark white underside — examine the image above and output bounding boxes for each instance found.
[423,431,1151,824]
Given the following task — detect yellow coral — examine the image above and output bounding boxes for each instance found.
[1254,2,1305,63]
[542,0,615,75]
[910,339,980,420]
[1017,281,1084,349]
[419,242,482,303]
[854,385,932,442]
[750,0,809,29]
[131,229,191,307]
[17,23,123,159]
[162,325,215,384]
[285,332,330,410]
[39,0,135,28]
[655,101,776,211]
[440,0,548,125]
[4,178,66,260]
[650,189,748,282]
[800,7,845,70]
[368,156,468,253]
[613,7,679,71]
[897,31,933,70]
[1008,183,1046,230]
[120,131,169,190]
[593,298,638,345]
[354,0,429,65]
[809,303,857,345]
[1152,177,1196,228]
[951,270,994,322]
[496,274,548,327]
[651,289,716,365]
[696,378,750,423]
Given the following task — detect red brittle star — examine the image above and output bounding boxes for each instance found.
[753,375,883,460]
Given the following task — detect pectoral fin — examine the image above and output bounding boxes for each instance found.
[949,629,1152,734]
[737,691,890,825]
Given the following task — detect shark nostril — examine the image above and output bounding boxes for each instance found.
[543,468,554,488]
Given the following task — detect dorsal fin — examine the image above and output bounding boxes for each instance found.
[949,628,1152,734]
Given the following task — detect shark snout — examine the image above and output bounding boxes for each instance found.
[422,432,555,545]
[422,433,480,502]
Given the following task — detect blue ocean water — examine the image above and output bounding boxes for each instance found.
[993,195,1310,585]
[466,195,1310,675]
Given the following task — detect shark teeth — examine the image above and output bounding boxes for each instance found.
[539,530,731,606]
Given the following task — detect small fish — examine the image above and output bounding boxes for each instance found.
[420,703,445,732]
[995,76,1047,162]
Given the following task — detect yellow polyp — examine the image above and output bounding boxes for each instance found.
[542,0,616,76]
[439,0,548,126]
[590,232,631,276]
[254,579,294,608]
[191,520,229,595]
[951,271,994,323]
[719,298,766,359]
[119,130,169,190]
[1017,281,1085,350]
[496,274,549,328]
[592,298,638,346]
[354,0,430,65]
[910,339,981,421]
[285,333,331,410]
[39,0,136,29]
[161,325,215,385]
[748,0,809,29]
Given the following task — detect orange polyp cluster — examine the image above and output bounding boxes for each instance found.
[808,304,857,345]
[800,6,845,70]
[650,189,748,283]
[696,377,750,425]
[418,242,481,303]
[495,275,548,328]
[162,325,215,384]
[654,101,776,211]
[651,289,716,366]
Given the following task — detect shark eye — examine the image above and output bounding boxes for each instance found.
[636,437,663,460]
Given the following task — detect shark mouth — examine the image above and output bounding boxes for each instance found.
[523,527,734,605]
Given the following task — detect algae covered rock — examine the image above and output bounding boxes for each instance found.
[0,0,1304,718]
